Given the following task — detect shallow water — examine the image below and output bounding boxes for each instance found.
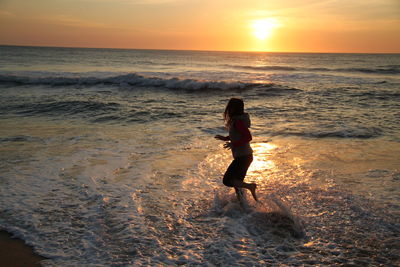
[0,46,399,266]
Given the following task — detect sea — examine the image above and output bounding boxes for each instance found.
[0,45,399,266]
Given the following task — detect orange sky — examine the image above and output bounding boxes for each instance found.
[1,0,399,52]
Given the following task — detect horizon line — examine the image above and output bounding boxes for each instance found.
[1,43,399,54]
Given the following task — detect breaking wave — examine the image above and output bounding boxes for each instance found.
[270,126,383,139]
[0,73,276,91]
[10,100,120,116]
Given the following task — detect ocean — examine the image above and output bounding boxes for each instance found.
[0,45,399,266]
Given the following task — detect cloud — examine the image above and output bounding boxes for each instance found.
[69,0,183,4]
[313,0,400,20]
[248,0,400,32]
[129,0,183,4]
[0,10,16,18]
[251,0,400,21]
[39,14,111,28]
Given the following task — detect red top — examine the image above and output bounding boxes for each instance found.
[231,119,252,147]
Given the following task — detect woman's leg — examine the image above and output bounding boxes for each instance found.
[232,180,258,201]
[223,155,258,201]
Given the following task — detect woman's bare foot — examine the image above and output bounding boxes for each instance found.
[249,183,258,201]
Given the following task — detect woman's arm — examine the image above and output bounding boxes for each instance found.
[215,135,230,141]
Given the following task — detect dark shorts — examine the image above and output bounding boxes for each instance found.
[223,154,253,187]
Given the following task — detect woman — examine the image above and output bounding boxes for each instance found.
[215,98,258,201]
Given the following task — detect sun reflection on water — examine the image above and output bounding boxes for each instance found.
[248,142,277,183]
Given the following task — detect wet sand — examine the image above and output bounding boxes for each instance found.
[0,230,45,267]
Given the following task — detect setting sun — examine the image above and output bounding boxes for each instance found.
[0,1,399,53]
[251,18,280,41]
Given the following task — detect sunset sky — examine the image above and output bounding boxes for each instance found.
[1,0,399,52]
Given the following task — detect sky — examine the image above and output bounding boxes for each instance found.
[0,0,399,52]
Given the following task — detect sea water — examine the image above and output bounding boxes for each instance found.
[0,46,399,266]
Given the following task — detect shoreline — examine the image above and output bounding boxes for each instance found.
[0,230,46,267]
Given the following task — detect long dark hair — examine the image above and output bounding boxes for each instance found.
[224,98,244,128]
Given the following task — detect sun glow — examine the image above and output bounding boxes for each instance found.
[251,18,279,41]
[248,143,277,177]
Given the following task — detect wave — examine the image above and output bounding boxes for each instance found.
[270,126,383,139]
[235,65,297,71]
[1,99,192,122]
[229,65,400,75]
[1,100,121,117]
[0,135,44,143]
[350,91,400,100]
[340,67,400,75]
[0,73,279,91]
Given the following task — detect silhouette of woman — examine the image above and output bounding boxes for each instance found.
[215,98,257,201]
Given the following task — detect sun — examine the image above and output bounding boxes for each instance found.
[251,18,279,40]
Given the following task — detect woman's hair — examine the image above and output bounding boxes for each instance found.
[224,98,244,128]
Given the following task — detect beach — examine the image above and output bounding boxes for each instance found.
[0,230,45,267]
[0,46,399,266]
